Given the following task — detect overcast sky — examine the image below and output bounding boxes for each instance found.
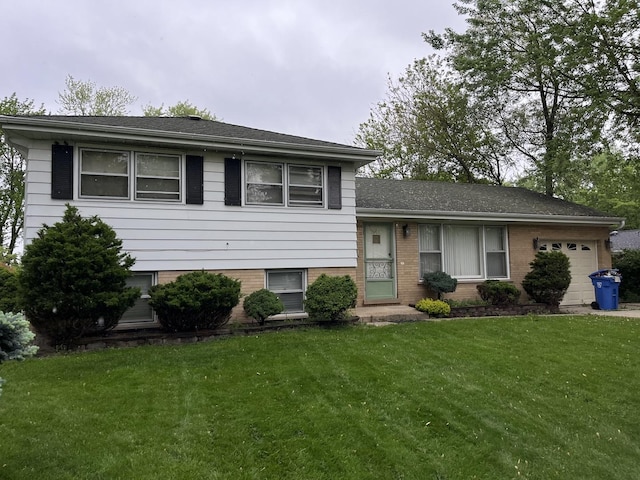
[2,0,466,145]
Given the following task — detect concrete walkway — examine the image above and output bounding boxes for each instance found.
[559,303,640,318]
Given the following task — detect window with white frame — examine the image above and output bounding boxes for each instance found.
[418,224,508,279]
[266,269,305,312]
[80,149,130,198]
[80,149,181,201]
[245,161,324,207]
[135,153,181,200]
[120,273,155,323]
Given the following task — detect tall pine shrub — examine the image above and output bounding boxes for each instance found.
[19,205,139,347]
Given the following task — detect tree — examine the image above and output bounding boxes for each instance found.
[550,0,640,131]
[142,100,217,120]
[20,205,139,347]
[356,56,512,183]
[0,94,46,256]
[570,149,640,228]
[57,75,137,115]
[426,0,608,196]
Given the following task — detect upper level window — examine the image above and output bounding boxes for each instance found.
[289,165,323,206]
[80,149,181,202]
[135,153,180,201]
[80,149,129,198]
[245,161,324,207]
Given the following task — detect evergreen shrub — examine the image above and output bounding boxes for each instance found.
[415,298,451,316]
[149,271,241,331]
[0,312,39,397]
[477,280,521,305]
[19,205,140,347]
[243,289,284,324]
[423,271,458,299]
[522,251,571,306]
[304,274,357,322]
[0,267,21,314]
[613,250,640,302]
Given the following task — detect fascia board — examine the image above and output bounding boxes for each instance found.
[356,208,623,226]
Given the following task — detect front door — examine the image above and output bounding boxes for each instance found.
[364,223,396,300]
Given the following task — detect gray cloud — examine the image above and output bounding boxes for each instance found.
[2,0,466,144]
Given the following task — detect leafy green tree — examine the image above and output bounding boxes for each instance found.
[570,150,640,228]
[57,75,137,115]
[356,56,512,183]
[19,205,139,347]
[142,100,217,120]
[0,94,46,255]
[426,0,608,196]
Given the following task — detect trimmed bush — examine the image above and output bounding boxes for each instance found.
[304,274,357,322]
[613,250,640,302]
[243,289,284,325]
[149,271,241,331]
[0,312,39,397]
[477,280,521,305]
[415,298,451,317]
[423,271,458,299]
[0,267,21,314]
[522,251,572,306]
[19,205,140,347]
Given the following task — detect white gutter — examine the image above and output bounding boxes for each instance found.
[356,208,623,226]
[0,116,381,164]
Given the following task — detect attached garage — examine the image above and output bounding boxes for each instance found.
[538,240,598,305]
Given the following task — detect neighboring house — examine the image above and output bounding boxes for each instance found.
[0,115,623,328]
[609,229,640,253]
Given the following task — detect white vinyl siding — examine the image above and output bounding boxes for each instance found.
[267,270,305,312]
[23,143,358,272]
[419,224,508,280]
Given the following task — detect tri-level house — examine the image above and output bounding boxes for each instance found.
[0,115,622,327]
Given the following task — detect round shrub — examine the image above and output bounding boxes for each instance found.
[0,312,39,397]
[522,251,571,306]
[415,298,451,317]
[476,280,521,305]
[243,289,284,325]
[423,271,458,299]
[304,274,357,322]
[149,271,241,331]
[19,205,140,347]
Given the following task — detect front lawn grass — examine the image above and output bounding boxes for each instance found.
[1,315,639,479]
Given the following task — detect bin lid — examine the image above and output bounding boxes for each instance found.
[589,268,621,278]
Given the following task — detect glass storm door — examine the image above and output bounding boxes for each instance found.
[364,223,396,300]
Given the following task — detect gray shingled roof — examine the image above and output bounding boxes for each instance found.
[356,177,618,220]
[609,229,640,251]
[17,115,362,151]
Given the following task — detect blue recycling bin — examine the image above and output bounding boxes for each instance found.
[589,269,622,310]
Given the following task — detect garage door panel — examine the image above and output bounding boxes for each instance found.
[538,240,597,305]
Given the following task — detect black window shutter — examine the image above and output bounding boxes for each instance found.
[327,166,342,209]
[51,144,74,199]
[185,155,204,205]
[224,158,242,206]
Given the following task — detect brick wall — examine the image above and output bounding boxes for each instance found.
[356,220,613,306]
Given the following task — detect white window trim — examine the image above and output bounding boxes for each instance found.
[79,148,131,200]
[418,224,510,281]
[266,269,307,313]
[134,152,182,202]
[79,147,183,203]
[244,160,325,208]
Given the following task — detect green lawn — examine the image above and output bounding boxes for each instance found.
[1,315,639,479]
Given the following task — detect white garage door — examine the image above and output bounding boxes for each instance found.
[538,240,598,305]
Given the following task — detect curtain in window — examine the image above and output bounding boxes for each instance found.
[418,224,442,274]
[444,225,481,277]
